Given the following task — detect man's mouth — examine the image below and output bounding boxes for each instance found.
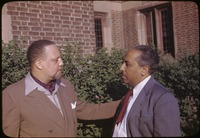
[121,73,126,79]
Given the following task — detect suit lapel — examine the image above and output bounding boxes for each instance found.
[57,85,76,127]
[57,86,71,120]
[26,89,65,128]
[128,77,155,117]
[128,89,146,117]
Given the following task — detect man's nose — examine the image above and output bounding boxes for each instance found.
[120,63,125,71]
[59,58,64,66]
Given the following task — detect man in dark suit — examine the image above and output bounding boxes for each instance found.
[2,40,120,137]
[112,45,181,137]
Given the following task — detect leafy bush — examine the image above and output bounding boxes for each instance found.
[2,40,29,89]
[61,43,129,103]
[2,40,199,137]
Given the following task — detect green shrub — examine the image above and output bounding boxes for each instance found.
[61,43,129,103]
[2,40,199,137]
[2,40,29,89]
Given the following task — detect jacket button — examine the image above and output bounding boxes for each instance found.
[49,129,53,133]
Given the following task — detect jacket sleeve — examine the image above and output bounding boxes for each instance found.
[2,90,21,137]
[76,99,121,120]
[153,92,181,137]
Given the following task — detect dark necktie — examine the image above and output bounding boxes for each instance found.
[31,73,56,93]
[115,90,133,125]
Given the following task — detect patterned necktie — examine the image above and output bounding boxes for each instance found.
[115,90,133,124]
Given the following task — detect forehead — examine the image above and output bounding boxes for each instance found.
[44,45,61,58]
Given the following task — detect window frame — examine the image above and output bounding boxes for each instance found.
[94,13,105,50]
[140,3,175,57]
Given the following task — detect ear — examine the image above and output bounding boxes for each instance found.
[35,59,43,70]
[141,65,149,76]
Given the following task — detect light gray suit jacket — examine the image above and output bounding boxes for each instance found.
[126,77,181,137]
[2,78,120,137]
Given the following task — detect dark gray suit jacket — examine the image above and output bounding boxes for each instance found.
[125,77,181,137]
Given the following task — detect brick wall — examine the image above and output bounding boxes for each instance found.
[123,9,138,49]
[172,1,199,58]
[111,11,125,49]
[110,9,139,50]
[5,1,96,54]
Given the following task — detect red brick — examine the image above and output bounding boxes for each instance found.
[41,10,51,14]
[29,9,40,13]
[22,31,28,35]
[7,6,16,10]
[73,22,81,26]
[18,17,29,21]
[40,32,45,36]
[45,23,54,27]
[51,2,61,7]
[30,18,40,22]
[31,27,41,31]
[42,36,53,40]
[26,13,37,17]
[61,4,70,8]
[61,16,69,20]
[19,26,30,31]
[29,31,39,35]
[19,2,25,7]
[45,15,54,19]
[46,32,56,36]
[73,1,83,6]
[61,24,70,28]
[72,5,80,10]
[43,27,53,32]
[53,20,62,24]
[21,22,27,26]
[17,7,28,12]
[32,36,42,40]
[75,10,82,14]
[7,2,20,6]
[27,3,38,8]
[11,16,17,20]
[53,37,64,41]
[28,22,39,26]
[12,26,18,30]
[13,30,21,35]
[52,11,61,16]
[41,1,52,5]
[43,6,53,10]
[12,21,21,25]
[7,11,19,15]
[42,19,52,23]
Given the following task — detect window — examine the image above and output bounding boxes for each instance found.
[94,18,103,49]
[141,3,175,57]
[94,13,105,50]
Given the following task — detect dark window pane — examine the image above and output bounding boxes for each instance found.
[94,18,103,49]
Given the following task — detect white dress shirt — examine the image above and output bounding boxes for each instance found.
[113,76,151,137]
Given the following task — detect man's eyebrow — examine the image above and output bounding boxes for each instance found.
[52,56,60,60]
[124,59,130,63]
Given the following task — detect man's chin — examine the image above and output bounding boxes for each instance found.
[54,73,62,80]
[122,79,129,84]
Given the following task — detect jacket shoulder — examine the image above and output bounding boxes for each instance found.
[3,78,25,94]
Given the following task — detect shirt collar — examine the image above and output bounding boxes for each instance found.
[133,75,151,95]
[25,72,66,96]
